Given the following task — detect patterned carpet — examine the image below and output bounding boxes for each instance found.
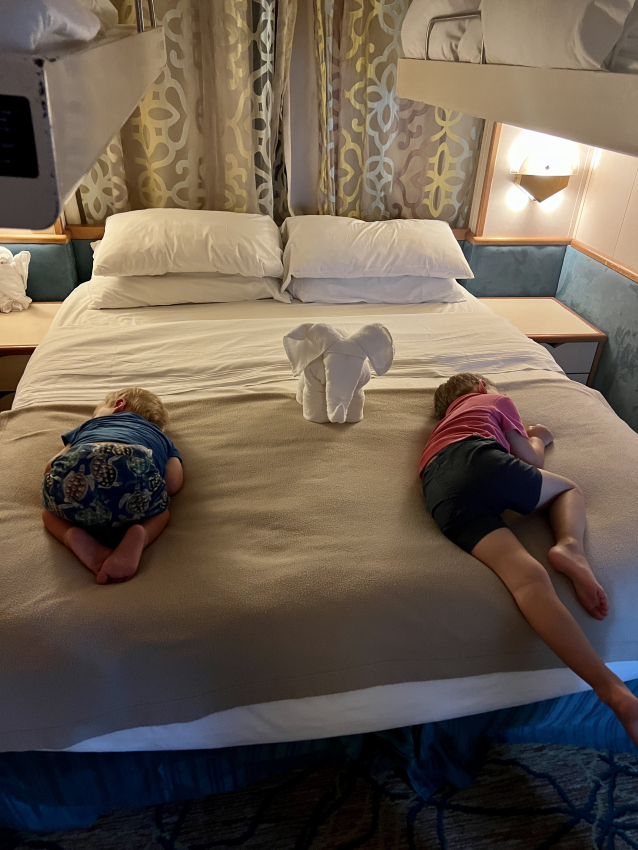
[1,743,637,849]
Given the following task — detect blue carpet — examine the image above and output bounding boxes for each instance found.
[1,742,636,849]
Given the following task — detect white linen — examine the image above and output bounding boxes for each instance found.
[0,248,31,313]
[92,209,284,279]
[288,275,465,304]
[0,0,102,51]
[402,0,638,70]
[88,272,291,308]
[281,216,473,288]
[14,308,563,409]
[65,660,638,752]
[482,0,636,70]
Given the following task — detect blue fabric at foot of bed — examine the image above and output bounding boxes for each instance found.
[1,679,636,833]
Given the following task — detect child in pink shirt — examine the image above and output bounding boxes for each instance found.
[421,372,638,748]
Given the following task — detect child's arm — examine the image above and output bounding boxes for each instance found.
[164,457,184,496]
[506,424,553,469]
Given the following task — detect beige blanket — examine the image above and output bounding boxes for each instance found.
[1,377,637,751]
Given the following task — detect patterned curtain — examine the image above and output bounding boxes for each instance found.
[74,0,297,225]
[313,0,483,225]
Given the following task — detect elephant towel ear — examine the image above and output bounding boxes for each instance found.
[351,324,395,376]
[283,323,342,375]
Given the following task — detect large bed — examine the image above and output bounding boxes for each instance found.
[2,277,638,762]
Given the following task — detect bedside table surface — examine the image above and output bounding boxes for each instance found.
[0,303,61,352]
[478,297,605,340]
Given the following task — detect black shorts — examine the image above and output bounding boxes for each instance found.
[421,436,543,554]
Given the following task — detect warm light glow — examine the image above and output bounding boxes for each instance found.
[539,192,564,212]
[591,148,603,169]
[506,185,530,211]
[508,129,580,176]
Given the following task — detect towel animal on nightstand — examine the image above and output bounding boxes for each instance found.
[283,322,394,423]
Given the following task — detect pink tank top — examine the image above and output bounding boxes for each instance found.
[419,393,527,475]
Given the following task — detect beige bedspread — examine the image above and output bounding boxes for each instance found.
[1,377,637,751]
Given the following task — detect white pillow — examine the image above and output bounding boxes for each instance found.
[401,0,482,60]
[92,210,284,279]
[0,248,31,313]
[87,273,290,309]
[281,216,473,289]
[482,0,636,70]
[0,0,101,51]
[288,276,466,304]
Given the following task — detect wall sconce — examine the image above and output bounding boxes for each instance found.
[512,153,574,203]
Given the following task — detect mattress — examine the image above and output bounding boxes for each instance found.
[401,0,638,73]
[5,283,638,753]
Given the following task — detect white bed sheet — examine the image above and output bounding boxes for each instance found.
[16,283,636,752]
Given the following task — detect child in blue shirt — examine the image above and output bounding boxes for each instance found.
[42,387,183,585]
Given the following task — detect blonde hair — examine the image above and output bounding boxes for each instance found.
[433,373,495,420]
[103,387,168,430]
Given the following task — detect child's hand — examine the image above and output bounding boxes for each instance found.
[527,424,554,446]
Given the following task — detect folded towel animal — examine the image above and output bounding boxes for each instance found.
[0,248,31,313]
[283,322,394,423]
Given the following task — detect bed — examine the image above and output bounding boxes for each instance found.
[1,213,638,829]
[397,1,638,157]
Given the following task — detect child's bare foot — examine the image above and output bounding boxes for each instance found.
[63,526,113,577]
[548,538,609,621]
[96,525,146,585]
[605,684,638,749]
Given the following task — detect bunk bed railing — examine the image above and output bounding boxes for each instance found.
[426,12,485,64]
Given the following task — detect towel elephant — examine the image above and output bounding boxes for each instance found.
[283,322,394,423]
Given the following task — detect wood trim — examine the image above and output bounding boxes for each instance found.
[474,122,501,237]
[66,225,105,240]
[467,234,572,246]
[0,230,71,244]
[549,297,607,337]
[571,240,638,286]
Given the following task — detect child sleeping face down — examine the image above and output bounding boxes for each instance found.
[41,387,184,585]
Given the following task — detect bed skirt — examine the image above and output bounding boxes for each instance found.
[2,680,636,834]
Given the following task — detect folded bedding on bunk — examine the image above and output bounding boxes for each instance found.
[402,0,638,72]
[1,369,638,751]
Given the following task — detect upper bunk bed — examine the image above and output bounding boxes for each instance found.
[396,0,638,158]
[0,0,166,230]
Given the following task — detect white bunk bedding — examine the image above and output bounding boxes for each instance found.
[402,0,638,73]
[3,283,637,754]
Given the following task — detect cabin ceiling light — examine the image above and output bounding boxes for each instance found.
[513,154,573,203]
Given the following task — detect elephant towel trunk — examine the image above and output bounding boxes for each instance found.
[283,322,394,424]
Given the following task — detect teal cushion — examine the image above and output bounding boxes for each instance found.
[71,239,96,284]
[0,243,78,301]
[460,244,567,297]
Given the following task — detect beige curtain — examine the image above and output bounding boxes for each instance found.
[75,0,297,225]
[313,0,483,225]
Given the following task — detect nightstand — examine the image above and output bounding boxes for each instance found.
[0,303,62,411]
[478,297,606,385]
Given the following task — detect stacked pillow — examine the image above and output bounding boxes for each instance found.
[89,209,289,308]
[281,215,473,304]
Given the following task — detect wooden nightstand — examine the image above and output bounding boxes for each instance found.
[0,302,62,411]
[478,297,606,386]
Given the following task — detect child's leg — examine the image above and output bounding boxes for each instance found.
[42,510,112,577]
[535,471,608,620]
[96,510,170,585]
[472,527,638,746]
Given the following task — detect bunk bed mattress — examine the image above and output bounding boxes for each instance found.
[2,288,638,752]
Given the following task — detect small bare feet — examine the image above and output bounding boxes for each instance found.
[606,684,638,749]
[63,526,113,577]
[548,538,609,621]
[96,524,146,585]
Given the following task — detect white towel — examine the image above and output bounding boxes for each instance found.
[0,248,32,313]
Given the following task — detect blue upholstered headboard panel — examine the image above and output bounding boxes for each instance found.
[0,243,79,301]
[459,243,567,297]
[71,240,96,285]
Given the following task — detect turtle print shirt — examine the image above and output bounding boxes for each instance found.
[62,412,181,477]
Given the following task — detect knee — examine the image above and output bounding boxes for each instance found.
[510,561,554,599]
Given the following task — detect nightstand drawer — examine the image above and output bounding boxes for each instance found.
[540,341,597,374]
[0,355,31,391]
